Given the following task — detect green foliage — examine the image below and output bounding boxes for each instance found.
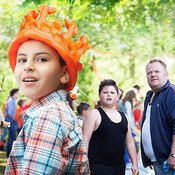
[0,0,175,105]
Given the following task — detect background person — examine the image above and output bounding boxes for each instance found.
[0,88,10,137]
[141,58,175,174]
[123,90,137,135]
[83,79,139,175]
[15,99,28,133]
[5,88,19,157]
[77,102,91,127]
[0,110,10,138]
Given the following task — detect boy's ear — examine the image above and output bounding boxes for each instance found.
[60,71,69,84]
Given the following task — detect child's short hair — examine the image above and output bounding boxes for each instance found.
[98,79,119,94]
[8,5,89,91]
[77,102,90,115]
[17,99,25,107]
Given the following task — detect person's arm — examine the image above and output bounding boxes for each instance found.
[167,135,175,168]
[166,89,175,168]
[0,109,10,128]
[125,122,139,175]
[82,109,99,151]
[0,120,10,128]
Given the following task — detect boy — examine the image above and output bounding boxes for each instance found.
[83,79,139,175]
[15,99,27,132]
[77,102,91,127]
[5,5,89,174]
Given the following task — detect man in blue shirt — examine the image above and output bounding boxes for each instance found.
[141,58,175,175]
[5,88,19,157]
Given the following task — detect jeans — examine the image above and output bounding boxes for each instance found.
[153,162,174,175]
[6,120,17,157]
[0,127,8,142]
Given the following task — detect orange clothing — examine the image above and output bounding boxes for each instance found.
[15,107,24,129]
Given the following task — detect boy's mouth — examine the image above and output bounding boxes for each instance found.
[23,78,38,82]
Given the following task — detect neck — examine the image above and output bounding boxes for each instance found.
[101,106,116,113]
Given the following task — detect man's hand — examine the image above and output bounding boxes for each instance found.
[168,154,175,169]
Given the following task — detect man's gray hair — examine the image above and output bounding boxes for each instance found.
[146,57,167,70]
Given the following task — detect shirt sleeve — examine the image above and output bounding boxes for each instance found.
[6,99,16,120]
[166,88,175,135]
[125,101,135,133]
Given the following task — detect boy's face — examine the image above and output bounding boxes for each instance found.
[99,85,118,108]
[15,40,68,100]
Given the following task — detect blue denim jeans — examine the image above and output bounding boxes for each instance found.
[6,120,17,157]
[153,162,174,175]
[0,127,8,142]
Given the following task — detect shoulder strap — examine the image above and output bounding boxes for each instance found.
[118,110,128,126]
[97,107,108,120]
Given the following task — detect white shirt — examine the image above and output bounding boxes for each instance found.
[142,104,157,162]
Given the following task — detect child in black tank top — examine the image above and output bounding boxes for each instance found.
[83,79,139,175]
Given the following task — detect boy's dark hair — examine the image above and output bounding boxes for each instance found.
[10,88,19,97]
[119,89,124,99]
[77,102,90,115]
[98,79,119,94]
[133,85,140,91]
[17,99,25,107]
[96,100,101,108]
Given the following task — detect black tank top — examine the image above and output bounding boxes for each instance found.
[88,107,128,166]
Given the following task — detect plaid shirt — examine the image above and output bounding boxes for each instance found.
[5,90,90,175]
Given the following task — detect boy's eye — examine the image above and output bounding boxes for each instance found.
[17,58,27,63]
[37,57,47,62]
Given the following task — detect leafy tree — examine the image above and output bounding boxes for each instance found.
[1,0,175,106]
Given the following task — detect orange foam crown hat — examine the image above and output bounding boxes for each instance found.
[8,5,89,91]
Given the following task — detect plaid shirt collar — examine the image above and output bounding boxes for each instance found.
[24,90,67,123]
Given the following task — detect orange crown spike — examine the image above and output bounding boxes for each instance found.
[8,5,89,91]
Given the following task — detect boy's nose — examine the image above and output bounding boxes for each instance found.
[24,62,35,71]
